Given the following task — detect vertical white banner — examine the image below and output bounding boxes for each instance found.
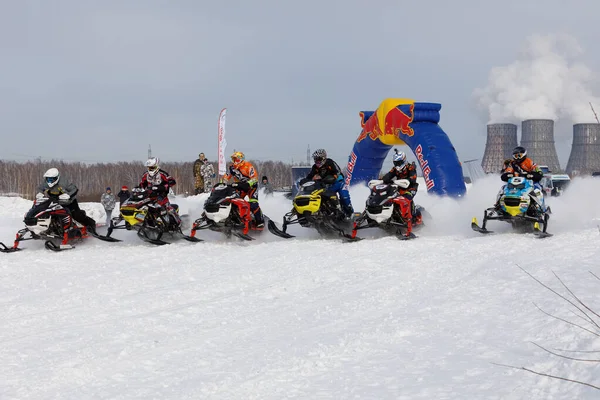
[218,108,227,176]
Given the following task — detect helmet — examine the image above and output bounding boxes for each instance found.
[231,151,245,166]
[393,150,407,168]
[145,157,160,177]
[512,146,527,163]
[312,149,327,166]
[43,168,60,188]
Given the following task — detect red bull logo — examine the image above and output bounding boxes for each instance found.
[415,144,435,190]
[356,104,414,143]
[387,104,414,137]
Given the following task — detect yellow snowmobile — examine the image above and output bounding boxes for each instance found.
[267,180,359,240]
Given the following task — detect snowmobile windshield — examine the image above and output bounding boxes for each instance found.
[508,182,526,190]
[299,181,325,194]
[208,184,235,201]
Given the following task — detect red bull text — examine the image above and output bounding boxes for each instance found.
[415,144,435,190]
[345,151,358,186]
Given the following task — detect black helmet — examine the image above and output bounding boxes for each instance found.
[512,146,527,162]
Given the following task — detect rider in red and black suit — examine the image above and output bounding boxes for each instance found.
[381,150,419,220]
[139,157,179,223]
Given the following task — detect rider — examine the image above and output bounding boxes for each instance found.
[139,157,179,225]
[496,146,544,208]
[221,151,265,228]
[299,149,354,219]
[381,150,419,219]
[36,168,98,234]
[501,146,543,184]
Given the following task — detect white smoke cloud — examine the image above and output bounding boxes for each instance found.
[473,33,600,125]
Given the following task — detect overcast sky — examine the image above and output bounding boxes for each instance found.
[1,0,599,167]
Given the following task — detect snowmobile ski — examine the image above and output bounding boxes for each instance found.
[87,229,122,243]
[44,241,75,252]
[0,242,22,253]
[397,231,417,241]
[267,219,295,239]
[323,220,362,242]
[532,222,553,239]
[180,234,203,242]
[137,230,169,246]
[471,217,493,234]
[233,231,255,241]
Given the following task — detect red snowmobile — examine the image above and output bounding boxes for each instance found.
[190,183,265,241]
[350,179,428,240]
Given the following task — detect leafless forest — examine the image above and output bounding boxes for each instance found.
[0,159,297,201]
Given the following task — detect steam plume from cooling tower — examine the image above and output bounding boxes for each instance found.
[473,33,600,125]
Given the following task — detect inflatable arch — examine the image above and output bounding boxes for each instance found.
[344,98,466,197]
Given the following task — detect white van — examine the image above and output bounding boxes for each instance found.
[538,166,571,196]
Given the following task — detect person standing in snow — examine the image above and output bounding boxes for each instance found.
[117,185,130,204]
[100,187,116,226]
[193,152,206,194]
[201,157,216,192]
[260,176,274,196]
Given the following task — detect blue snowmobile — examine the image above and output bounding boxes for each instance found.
[471,176,552,238]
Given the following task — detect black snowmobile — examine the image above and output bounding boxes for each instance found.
[0,195,121,252]
[107,187,201,245]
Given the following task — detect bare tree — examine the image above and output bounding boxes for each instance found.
[0,158,297,201]
[493,266,600,391]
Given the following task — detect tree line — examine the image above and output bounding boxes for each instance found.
[0,159,304,201]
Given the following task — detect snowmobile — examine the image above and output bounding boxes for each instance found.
[350,179,429,240]
[0,195,121,252]
[267,180,359,241]
[189,182,265,241]
[107,187,200,245]
[471,176,552,238]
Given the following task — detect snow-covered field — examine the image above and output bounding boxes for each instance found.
[1,176,599,399]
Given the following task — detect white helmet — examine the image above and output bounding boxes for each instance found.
[43,168,60,188]
[145,157,160,177]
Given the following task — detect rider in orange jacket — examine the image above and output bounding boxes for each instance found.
[501,146,543,183]
[221,151,265,228]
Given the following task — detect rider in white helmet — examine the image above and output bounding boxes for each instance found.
[37,168,98,233]
[139,157,179,222]
[381,149,419,219]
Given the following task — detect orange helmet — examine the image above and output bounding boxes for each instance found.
[231,151,245,166]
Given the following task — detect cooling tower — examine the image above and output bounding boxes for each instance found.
[519,119,561,173]
[481,123,518,173]
[565,123,600,175]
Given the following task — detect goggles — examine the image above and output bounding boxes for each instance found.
[148,165,159,172]
[513,152,525,160]
[46,176,58,184]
